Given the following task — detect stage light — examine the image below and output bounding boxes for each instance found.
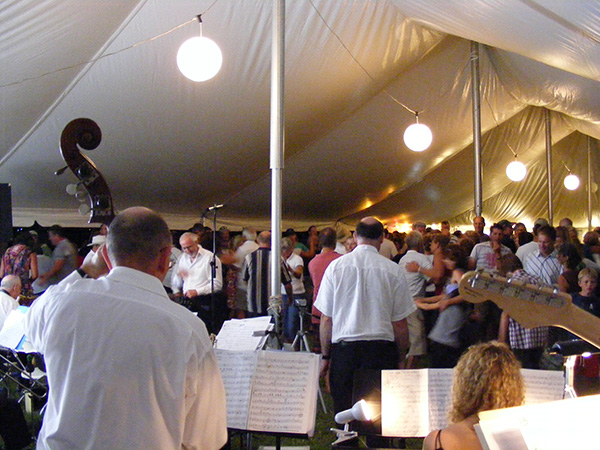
[564,173,580,190]
[403,113,432,152]
[506,160,526,182]
[330,399,375,445]
[334,399,374,424]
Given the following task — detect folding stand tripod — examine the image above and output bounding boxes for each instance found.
[291,301,327,413]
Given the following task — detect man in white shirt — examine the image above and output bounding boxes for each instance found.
[469,223,511,271]
[172,232,223,297]
[315,217,415,418]
[0,275,20,330]
[516,218,549,263]
[25,207,227,450]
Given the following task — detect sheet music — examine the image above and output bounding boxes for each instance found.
[382,369,430,437]
[521,369,564,404]
[478,395,600,450]
[215,317,273,350]
[215,350,256,430]
[0,306,29,351]
[427,369,453,430]
[215,349,319,436]
[382,368,564,437]
[247,351,319,435]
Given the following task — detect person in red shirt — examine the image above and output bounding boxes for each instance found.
[308,227,342,352]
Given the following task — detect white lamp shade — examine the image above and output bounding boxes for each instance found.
[506,160,527,181]
[334,399,373,424]
[564,174,580,190]
[177,36,223,82]
[403,123,432,152]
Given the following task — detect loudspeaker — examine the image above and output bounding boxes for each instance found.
[0,184,13,245]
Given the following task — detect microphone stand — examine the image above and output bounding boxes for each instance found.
[208,204,224,334]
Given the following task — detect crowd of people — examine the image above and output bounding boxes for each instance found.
[1,212,599,449]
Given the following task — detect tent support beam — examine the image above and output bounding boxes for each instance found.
[270,0,285,330]
[588,136,593,231]
[545,108,553,225]
[470,41,483,217]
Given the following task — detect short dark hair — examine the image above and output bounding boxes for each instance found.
[490,223,503,233]
[107,207,171,266]
[355,219,384,240]
[537,225,556,242]
[318,227,337,249]
[518,231,533,246]
[283,228,297,238]
[48,224,65,237]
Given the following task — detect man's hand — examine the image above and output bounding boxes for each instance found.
[80,245,109,279]
[185,289,198,298]
[319,359,330,392]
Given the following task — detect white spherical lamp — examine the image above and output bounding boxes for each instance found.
[564,173,580,190]
[506,160,527,182]
[177,36,223,82]
[403,123,433,152]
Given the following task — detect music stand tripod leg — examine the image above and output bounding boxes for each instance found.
[293,309,328,413]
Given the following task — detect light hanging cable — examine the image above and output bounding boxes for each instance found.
[177,15,223,82]
[403,112,432,152]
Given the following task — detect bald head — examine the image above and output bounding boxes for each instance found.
[257,231,271,248]
[107,207,172,275]
[1,275,21,299]
[355,217,384,248]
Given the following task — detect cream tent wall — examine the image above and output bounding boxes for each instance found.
[1,0,600,231]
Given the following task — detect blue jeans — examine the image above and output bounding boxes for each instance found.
[282,294,305,342]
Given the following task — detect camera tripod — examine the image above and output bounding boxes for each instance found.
[291,302,327,413]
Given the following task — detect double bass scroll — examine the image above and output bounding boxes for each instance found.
[59,118,115,225]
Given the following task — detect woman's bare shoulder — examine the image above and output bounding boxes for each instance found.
[422,420,482,450]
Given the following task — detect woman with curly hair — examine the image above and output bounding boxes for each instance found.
[422,341,524,450]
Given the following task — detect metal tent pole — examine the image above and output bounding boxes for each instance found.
[545,109,553,225]
[588,136,593,231]
[270,0,285,333]
[471,41,483,217]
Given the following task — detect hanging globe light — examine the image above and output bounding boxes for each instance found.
[506,160,527,182]
[564,173,580,190]
[177,36,222,82]
[403,113,432,152]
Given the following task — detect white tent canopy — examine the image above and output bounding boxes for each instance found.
[2,0,600,231]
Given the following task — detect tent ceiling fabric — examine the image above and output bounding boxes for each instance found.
[2,0,600,230]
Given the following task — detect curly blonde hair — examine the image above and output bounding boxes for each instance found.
[449,341,524,423]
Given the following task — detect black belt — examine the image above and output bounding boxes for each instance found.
[334,340,394,347]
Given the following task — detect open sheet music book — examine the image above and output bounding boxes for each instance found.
[477,393,600,450]
[381,368,564,437]
[215,316,273,351]
[215,349,320,436]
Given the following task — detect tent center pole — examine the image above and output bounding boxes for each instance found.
[470,41,483,217]
[545,108,553,226]
[588,136,593,231]
[270,0,285,331]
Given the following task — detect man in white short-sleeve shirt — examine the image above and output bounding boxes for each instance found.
[25,207,227,450]
[315,217,415,418]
